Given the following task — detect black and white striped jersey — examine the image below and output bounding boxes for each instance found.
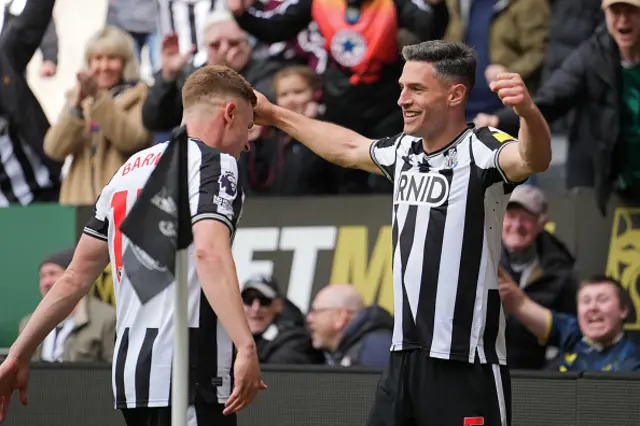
[370,125,521,366]
[157,0,219,68]
[83,137,244,408]
[0,122,57,206]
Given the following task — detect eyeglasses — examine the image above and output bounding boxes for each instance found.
[242,293,273,307]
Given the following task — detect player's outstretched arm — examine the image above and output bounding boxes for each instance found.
[491,73,552,183]
[193,220,266,414]
[498,267,551,341]
[252,90,382,175]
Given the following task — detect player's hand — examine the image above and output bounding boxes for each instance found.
[489,73,535,118]
[497,267,525,312]
[473,113,499,128]
[252,90,276,127]
[223,347,267,415]
[161,34,194,81]
[0,355,30,423]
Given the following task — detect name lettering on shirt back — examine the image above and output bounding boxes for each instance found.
[122,151,163,176]
[395,171,449,207]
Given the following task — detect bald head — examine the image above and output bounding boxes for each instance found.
[315,284,364,313]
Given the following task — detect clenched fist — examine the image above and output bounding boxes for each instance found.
[489,73,535,118]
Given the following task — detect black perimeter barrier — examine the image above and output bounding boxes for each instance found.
[2,363,640,426]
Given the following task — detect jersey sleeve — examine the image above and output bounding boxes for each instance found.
[369,133,403,182]
[190,151,242,234]
[543,312,582,349]
[83,190,110,241]
[472,126,523,188]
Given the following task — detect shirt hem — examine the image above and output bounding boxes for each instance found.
[390,344,507,365]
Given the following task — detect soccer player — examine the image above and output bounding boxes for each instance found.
[252,40,552,425]
[0,65,266,426]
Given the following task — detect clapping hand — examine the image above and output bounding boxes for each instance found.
[161,34,195,81]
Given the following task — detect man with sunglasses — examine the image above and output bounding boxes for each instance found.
[241,275,324,365]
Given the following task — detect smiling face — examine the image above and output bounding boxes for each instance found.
[88,50,124,90]
[397,61,468,140]
[502,205,543,252]
[577,281,628,345]
[606,2,640,49]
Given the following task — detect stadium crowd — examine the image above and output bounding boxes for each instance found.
[2,0,640,375]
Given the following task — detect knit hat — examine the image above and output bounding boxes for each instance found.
[40,248,75,270]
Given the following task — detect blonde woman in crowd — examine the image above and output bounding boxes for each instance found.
[44,26,151,205]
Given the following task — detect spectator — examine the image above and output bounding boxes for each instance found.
[1,0,59,77]
[475,0,640,214]
[541,0,603,133]
[157,0,221,69]
[242,275,324,365]
[44,26,151,206]
[0,0,61,206]
[307,284,393,368]
[444,0,549,121]
[109,0,161,72]
[501,185,577,370]
[247,0,327,75]
[229,0,449,193]
[499,271,640,372]
[240,65,341,195]
[142,9,281,134]
[19,248,116,363]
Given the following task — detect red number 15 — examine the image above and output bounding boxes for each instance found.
[111,188,141,283]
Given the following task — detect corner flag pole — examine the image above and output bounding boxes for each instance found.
[172,249,189,426]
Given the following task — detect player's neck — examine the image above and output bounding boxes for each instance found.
[183,118,223,150]
[421,119,469,155]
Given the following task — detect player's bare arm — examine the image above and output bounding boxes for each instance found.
[491,73,552,183]
[498,267,552,342]
[192,220,266,415]
[0,235,109,422]
[252,90,381,175]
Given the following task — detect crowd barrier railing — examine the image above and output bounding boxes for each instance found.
[2,363,640,426]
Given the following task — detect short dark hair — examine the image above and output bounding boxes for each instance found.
[402,40,476,95]
[182,65,257,110]
[579,275,629,308]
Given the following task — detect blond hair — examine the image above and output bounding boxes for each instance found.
[182,65,257,111]
[84,26,140,82]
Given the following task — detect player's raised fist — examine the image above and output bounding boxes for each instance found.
[489,73,535,118]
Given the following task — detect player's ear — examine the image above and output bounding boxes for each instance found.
[223,102,237,126]
[448,83,466,108]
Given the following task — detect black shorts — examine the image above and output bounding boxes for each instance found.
[121,401,236,426]
[367,350,511,426]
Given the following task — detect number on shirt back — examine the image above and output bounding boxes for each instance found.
[111,188,142,283]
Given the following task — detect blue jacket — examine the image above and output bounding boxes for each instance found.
[326,305,393,368]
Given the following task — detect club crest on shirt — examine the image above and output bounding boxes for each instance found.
[395,171,449,207]
[218,171,237,200]
[443,147,458,169]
